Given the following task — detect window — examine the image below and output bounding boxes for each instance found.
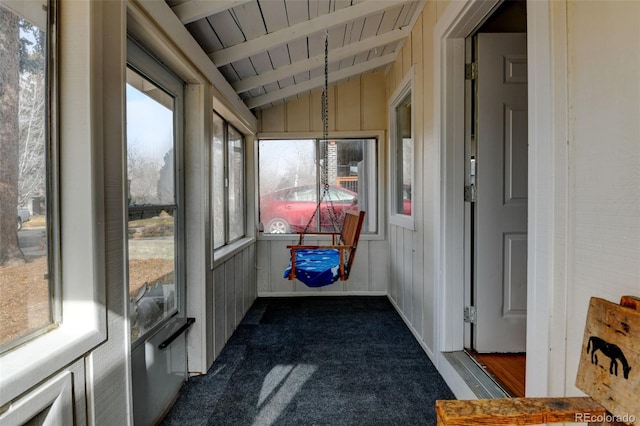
[258,138,378,235]
[212,111,246,250]
[1,2,107,402]
[0,1,54,352]
[227,125,244,241]
[126,65,180,342]
[212,113,224,248]
[390,71,414,229]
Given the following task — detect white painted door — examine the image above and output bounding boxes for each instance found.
[474,33,528,353]
[126,39,191,425]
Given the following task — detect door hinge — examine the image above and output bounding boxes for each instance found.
[464,184,477,202]
[465,62,478,80]
[464,306,477,324]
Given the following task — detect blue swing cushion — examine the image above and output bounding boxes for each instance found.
[283,248,345,287]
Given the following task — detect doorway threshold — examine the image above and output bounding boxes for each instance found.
[442,351,509,399]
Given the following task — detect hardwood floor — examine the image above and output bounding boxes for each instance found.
[467,350,526,397]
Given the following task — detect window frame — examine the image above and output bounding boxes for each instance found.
[389,69,416,230]
[226,123,245,242]
[211,110,247,252]
[0,0,107,407]
[0,0,56,355]
[126,38,186,347]
[256,130,385,240]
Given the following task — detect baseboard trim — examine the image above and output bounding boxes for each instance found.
[387,295,436,362]
[387,295,508,400]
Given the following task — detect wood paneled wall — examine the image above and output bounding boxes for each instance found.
[258,71,386,133]
[562,0,640,394]
[256,237,387,296]
[256,72,389,295]
[385,1,444,355]
[212,244,257,359]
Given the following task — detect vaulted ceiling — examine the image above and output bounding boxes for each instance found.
[166,0,424,111]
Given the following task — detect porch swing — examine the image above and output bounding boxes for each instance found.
[283,32,366,287]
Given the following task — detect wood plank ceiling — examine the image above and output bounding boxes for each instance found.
[166,0,423,111]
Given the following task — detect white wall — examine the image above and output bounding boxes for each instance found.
[562,0,640,395]
[212,245,257,360]
[385,0,447,356]
[524,0,640,397]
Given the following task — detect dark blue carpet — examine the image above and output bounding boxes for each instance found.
[161,296,454,425]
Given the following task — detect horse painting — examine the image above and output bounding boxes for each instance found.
[587,335,632,379]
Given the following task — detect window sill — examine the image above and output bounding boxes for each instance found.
[212,236,256,269]
[389,214,415,231]
[0,322,105,407]
[257,232,385,242]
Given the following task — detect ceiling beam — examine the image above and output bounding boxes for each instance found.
[246,52,396,109]
[0,0,47,29]
[210,0,408,66]
[131,0,257,133]
[233,27,410,94]
[171,0,252,25]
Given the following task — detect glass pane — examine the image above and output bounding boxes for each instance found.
[127,208,176,341]
[126,68,177,342]
[320,139,371,232]
[227,126,244,241]
[0,3,53,350]
[396,92,412,215]
[258,138,377,234]
[126,71,174,206]
[212,113,224,249]
[259,140,316,234]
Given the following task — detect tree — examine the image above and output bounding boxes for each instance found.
[0,11,46,265]
[127,145,161,205]
[157,149,174,204]
[0,6,23,265]
[18,72,46,207]
[18,21,46,208]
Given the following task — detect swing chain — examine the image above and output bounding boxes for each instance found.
[322,32,340,234]
[301,31,341,242]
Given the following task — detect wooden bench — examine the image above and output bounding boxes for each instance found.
[436,295,640,426]
[286,210,365,282]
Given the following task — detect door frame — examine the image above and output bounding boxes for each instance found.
[432,0,569,397]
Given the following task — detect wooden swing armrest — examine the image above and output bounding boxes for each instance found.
[287,244,353,251]
[294,231,341,244]
[295,232,341,237]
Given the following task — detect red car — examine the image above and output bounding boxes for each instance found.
[403,184,412,215]
[260,185,358,234]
